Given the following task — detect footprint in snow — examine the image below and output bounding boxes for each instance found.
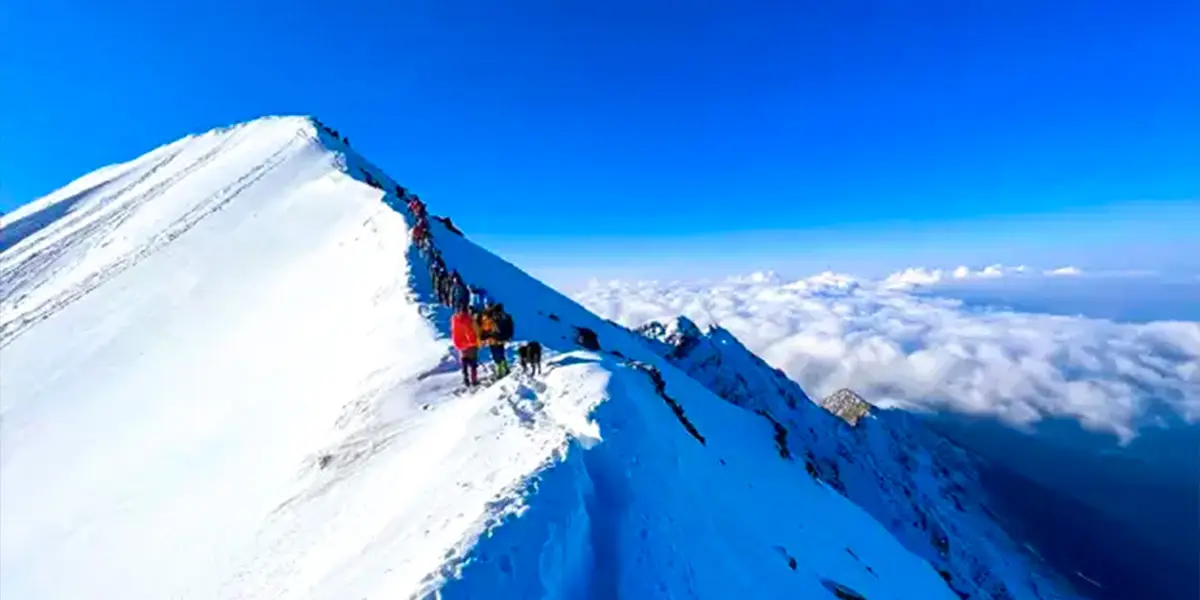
[505,384,545,427]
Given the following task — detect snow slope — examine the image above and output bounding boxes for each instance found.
[634,317,1082,600]
[4,116,961,599]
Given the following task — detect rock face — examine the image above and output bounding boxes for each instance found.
[635,316,1081,600]
[821,389,874,427]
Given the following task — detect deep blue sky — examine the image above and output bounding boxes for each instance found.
[3,0,1198,283]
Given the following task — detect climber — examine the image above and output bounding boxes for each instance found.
[450,309,481,387]
[412,221,428,247]
[430,260,447,302]
[431,257,449,305]
[437,268,453,306]
[468,285,490,313]
[518,341,542,375]
[478,305,511,378]
[434,258,449,297]
[418,220,433,252]
[493,303,515,375]
[395,184,408,198]
[450,271,469,311]
[408,196,426,219]
[429,270,441,301]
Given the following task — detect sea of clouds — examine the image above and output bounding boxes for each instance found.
[881,263,1083,289]
[575,267,1200,443]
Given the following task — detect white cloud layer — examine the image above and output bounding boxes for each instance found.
[882,264,1065,289]
[576,272,1200,442]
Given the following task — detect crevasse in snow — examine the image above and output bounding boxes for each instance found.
[3,115,1007,599]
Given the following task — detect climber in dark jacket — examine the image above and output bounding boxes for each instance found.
[450,272,469,311]
[430,260,447,302]
[438,272,453,306]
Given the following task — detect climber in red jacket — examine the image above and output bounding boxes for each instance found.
[408,196,426,219]
[451,309,481,387]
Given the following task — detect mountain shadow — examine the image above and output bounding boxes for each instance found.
[925,412,1200,600]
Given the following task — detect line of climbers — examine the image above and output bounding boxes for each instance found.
[312,121,544,389]
[399,191,541,389]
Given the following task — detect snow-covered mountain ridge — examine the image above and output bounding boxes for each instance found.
[634,316,1082,600]
[1,116,1056,599]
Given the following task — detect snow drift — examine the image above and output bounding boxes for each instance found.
[3,116,1029,599]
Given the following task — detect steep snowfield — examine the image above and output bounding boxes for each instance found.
[3,116,960,599]
[635,317,1081,600]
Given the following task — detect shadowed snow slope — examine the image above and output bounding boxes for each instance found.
[634,317,1081,599]
[6,116,959,599]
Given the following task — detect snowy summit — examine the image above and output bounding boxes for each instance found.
[1,116,1073,599]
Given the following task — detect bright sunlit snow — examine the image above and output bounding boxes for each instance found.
[1,117,965,599]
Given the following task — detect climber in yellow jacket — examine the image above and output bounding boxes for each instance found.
[477,304,512,378]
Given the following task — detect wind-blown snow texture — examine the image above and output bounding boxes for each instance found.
[2,116,1032,599]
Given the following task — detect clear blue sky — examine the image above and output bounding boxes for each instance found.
[3,0,1198,283]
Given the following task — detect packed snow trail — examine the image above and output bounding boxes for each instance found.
[0,117,579,599]
[3,116,960,599]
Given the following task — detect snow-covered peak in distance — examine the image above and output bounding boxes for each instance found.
[4,115,1003,599]
[634,315,1082,600]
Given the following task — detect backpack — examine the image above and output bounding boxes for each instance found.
[496,312,514,341]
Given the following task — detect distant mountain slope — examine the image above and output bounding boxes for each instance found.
[635,316,1082,600]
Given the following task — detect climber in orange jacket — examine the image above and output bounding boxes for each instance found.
[451,309,481,387]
